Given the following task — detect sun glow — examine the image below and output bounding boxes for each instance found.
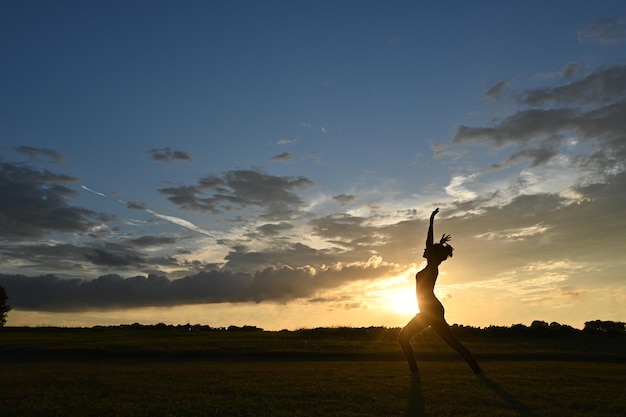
[387,287,417,314]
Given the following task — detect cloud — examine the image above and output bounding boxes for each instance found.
[145,209,216,238]
[308,214,379,253]
[517,65,626,107]
[159,168,315,220]
[0,256,400,311]
[15,146,65,164]
[537,62,584,80]
[453,108,574,149]
[578,15,626,45]
[475,224,549,241]
[271,151,295,162]
[81,185,107,197]
[81,186,217,239]
[256,222,294,237]
[504,138,560,168]
[276,138,297,146]
[149,147,192,163]
[126,235,179,248]
[445,175,478,201]
[452,65,626,180]
[483,80,511,100]
[332,193,357,207]
[0,239,180,276]
[84,246,147,267]
[125,201,147,210]
[0,161,112,240]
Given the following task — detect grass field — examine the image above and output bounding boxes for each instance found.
[1,327,625,416]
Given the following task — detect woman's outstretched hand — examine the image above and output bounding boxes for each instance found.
[430,208,439,219]
[440,234,451,244]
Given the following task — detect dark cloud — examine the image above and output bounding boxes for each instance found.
[307,214,388,260]
[159,169,314,220]
[0,161,112,240]
[15,146,65,164]
[453,65,626,173]
[310,214,369,243]
[271,151,295,162]
[332,193,357,207]
[578,16,626,45]
[0,242,97,275]
[483,80,511,101]
[0,238,181,276]
[149,147,192,163]
[538,62,585,80]
[518,65,626,107]
[561,62,584,80]
[222,242,333,272]
[127,235,179,247]
[504,136,561,168]
[0,257,398,311]
[256,222,294,236]
[84,247,147,267]
[454,108,574,148]
[125,201,148,210]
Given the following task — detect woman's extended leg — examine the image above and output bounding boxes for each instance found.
[398,313,429,374]
[430,319,482,375]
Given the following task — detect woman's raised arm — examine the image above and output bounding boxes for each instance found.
[426,208,439,248]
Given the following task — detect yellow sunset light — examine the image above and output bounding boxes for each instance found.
[388,287,417,314]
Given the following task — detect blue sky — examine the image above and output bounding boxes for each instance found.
[1,1,625,329]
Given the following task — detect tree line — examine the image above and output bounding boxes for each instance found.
[91,320,626,338]
[1,285,623,336]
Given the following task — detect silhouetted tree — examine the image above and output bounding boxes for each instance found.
[0,285,10,327]
[584,320,626,334]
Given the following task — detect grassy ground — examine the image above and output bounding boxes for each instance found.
[1,327,625,416]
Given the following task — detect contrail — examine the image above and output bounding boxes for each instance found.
[146,209,216,238]
[82,184,215,238]
[81,185,107,197]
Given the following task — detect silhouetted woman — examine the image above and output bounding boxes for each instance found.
[398,208,483,376]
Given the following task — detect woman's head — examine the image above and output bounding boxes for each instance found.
[423,243,454,263]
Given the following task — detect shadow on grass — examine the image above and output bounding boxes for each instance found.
[480,376,538,417]
[405,375,426,417]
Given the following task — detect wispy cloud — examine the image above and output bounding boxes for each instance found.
[271,151,295,162]
[475,224,549,241]
[82,184,216,239]
[332,194,357,207]
[149,147,192,163]
[15,146,65,164]
[145,209,216,238]
[483,79,511,101]
[276,138,297,146]
[578,15,626,45]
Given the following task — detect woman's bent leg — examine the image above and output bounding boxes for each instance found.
[431,320,482,375]
[398,314,428,373]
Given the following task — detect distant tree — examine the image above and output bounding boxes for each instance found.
[530,320,551,336]
[584,320,626,334]
[0,285,11,327]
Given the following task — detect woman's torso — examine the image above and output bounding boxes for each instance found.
[415,265,444,316]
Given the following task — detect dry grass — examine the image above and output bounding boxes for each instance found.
[1,327,625,416]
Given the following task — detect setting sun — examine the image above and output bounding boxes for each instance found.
[387,287,417,314]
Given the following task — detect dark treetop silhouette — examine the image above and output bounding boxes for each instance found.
[398,208,483,377]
